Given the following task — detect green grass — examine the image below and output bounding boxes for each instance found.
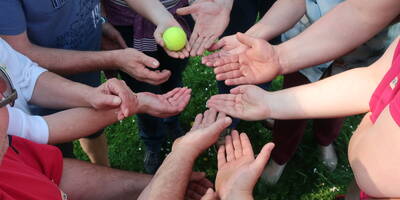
[74,56,361,199]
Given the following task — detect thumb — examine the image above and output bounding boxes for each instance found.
[253,143,275,170]
[230,85,248,94]
[176,4,199,16]
[202,117,232,139]
[96,94,122,108]
[208,38,226,51]
[140,54,160,69]
[236,32,257,48]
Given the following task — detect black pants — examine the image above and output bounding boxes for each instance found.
[115,25,188,153]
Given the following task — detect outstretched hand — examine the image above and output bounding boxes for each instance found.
[216,131,275,200]
[205,33,282,85]
[137,87,191,118]
[173,109,232,157]
[114,48,171,85]
[177,0,231,57]
[202,34,248,66]
[207,85,270,121]
[154,19,190,59]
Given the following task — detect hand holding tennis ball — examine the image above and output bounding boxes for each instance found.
[162,27,187,51]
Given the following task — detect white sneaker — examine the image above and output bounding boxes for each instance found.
[261,160,286,185]
[319,144,338,171]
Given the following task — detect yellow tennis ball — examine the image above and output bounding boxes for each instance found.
[162,27,187,51]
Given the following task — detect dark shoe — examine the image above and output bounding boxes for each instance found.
[144,150,162,174]
[319,144,338,171]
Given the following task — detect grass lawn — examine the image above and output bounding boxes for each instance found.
[74,56,362,200]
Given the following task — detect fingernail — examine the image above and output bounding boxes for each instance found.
[113,97,121,104]
[153,61,159,66]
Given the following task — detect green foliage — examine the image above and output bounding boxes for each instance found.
[74,57,361,199]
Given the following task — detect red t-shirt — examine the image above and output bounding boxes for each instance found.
[370,40,400,125]
[0,136,64,200]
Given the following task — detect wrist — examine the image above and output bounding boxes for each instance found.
[154,12,175,27]
[246,23,269,40]
[82,86,97,108]
[172,138,202,159]
[170,145,198,163]
[221,191,253,200]
[103,50,121,70]
[274,43,290,75]
[136,93,147,114]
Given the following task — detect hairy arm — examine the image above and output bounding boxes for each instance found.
[267,38,398,119]
[276,0,400,74]
[246,0,306,40]
[1,33,117,75]
[30,72,93,109]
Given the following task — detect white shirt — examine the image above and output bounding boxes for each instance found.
[0,38,49,144]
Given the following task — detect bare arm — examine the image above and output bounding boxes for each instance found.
[2,32,117,75]
[139,110,231,200]
[123,0,174,28]
[44,107,118,144]
[277,0,400,74]
[1,32,170,85]
[268,37,398,119]
[246,0,306,40]
[44,87,191,144]
[207,38,398,120]
[30,72,93,109]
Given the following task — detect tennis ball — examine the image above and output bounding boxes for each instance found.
[162,27,187,51]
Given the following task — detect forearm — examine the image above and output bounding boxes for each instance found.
[276,0,400,74]
[2,34,117,75]
[124,0,175,26]
[30,72,93,109]
[139,149,196,200]
[267,67,378,119]
[246,0,305,40]
[44,107,119,144]
[222,193,253,200]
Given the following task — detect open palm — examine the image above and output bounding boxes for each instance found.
[137,87,191,118]
[202,34,248,66]
[210,33,282,85]
[216,131,275,199]
[207,85,270,121]
[177,0,231,56]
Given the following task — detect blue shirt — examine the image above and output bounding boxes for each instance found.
[0,0,102,51]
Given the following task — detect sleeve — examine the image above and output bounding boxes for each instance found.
[6,106,49,144]
[0,38,47,103]
[0,0,27,35]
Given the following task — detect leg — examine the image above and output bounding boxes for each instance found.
[313,117,345,171]
[262,72,309,184]
[270,72,310,165]
[79,131,110,167]
[59,158,152,200]
[313,117,345,146]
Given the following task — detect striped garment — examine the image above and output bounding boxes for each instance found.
[104,0,190,52]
